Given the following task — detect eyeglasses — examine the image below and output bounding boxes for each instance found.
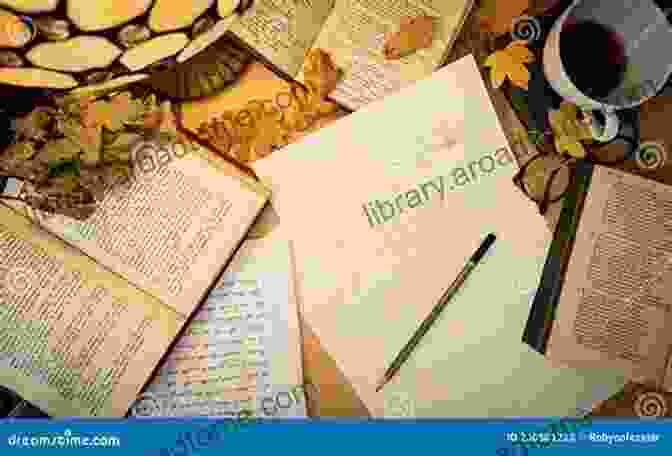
[513,110,639,214]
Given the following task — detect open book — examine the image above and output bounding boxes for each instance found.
[228,0,474,110]
[524,161,672,390]
[0,140,269,417]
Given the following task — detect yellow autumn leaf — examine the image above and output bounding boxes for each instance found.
[483,41,534,90]
[548,102,593,158]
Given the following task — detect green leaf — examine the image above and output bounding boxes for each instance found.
[48,158,80,178]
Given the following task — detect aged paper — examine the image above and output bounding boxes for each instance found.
[229,0,335,77]
[12,141,269,318]
[547,166,672,388]
[296,0,474,110]
[179,61,347,142]
[254,55,627,417]
[133,231,306,418]
[0,204,183,417]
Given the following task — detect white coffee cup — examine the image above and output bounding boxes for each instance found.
[543,0,672,142]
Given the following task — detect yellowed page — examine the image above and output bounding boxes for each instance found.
[297,0,474,110]
[0,204,184,417]
[180,61,348,139]
[14,141,269,318]
[254,55,627,417]
[547,166,672,388]
[229,0,335,77]
[130,229,306,418]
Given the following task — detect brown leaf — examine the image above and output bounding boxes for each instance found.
[303,49,341,97]
[383,15,435,60]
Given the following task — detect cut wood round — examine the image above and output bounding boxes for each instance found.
[0,0,58,13]
[66,0,153,31]
[119,32,188,71]
[148,0,215,33]
[26,36,122,73]
[69,73,148,96]
[177,14,238,63]
[0,67,77,88]
[217,0,240,18]
[0,8,35,48]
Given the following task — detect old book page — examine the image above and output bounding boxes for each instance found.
[547,166,672,388]
[297,0,474,110]
[13,141,269,318]
[229,0,335,77]
[0,204,184,417]
[130,230,307,418]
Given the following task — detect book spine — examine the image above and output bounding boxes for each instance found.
[522,159,594,353]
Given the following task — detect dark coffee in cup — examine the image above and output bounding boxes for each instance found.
[560,20,628,100]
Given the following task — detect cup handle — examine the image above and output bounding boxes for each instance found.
[586,109,620,142]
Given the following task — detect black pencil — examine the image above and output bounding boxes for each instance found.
[375,233,497,392]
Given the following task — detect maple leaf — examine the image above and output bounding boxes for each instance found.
[383,15,435,60]
[483,40,534,90]
[548,102,593,158]
[479,0,529,35]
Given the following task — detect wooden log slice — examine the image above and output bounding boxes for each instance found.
[0,0,58,13]
[26,36,121,72]
[0,0,251,92]
[119,33,188,72]
[148,0,215,33]
[177,14,238,63]
[70,73,149,96]
[66,0,153,31]
[0,67,77,88]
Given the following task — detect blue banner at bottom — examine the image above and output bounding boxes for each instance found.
[0,418,670,455]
